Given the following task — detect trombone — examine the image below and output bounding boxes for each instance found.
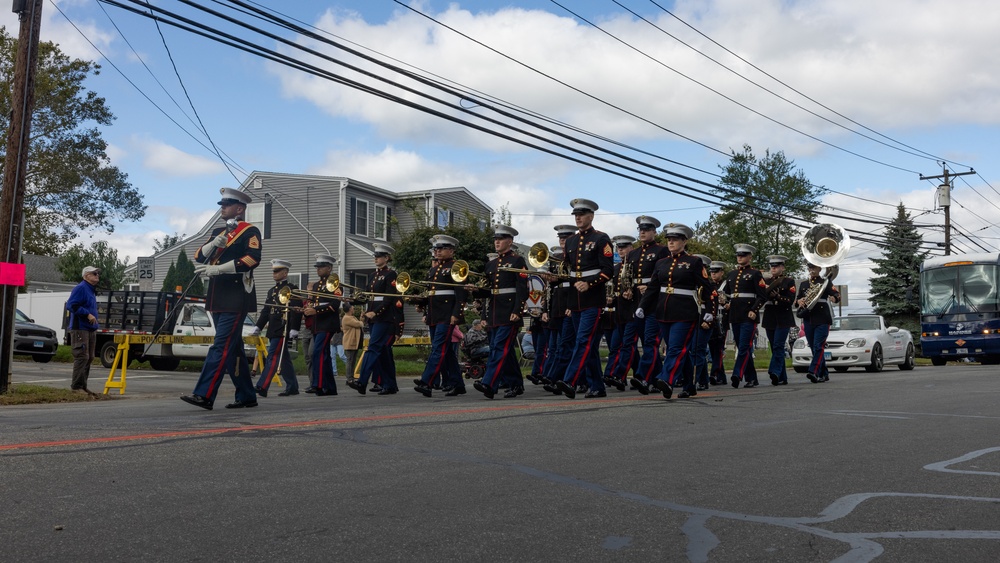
[498,242,571,278]
[451,259,487,286]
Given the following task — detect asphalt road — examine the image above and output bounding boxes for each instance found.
[3,362,1000,562]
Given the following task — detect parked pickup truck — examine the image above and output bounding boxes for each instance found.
[80,290,258,371]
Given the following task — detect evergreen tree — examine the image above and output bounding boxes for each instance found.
[695,145,824,274]
[161,250,204,296]
[869,203,927,330]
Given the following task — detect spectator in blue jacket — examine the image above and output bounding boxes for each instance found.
[66,266,100,394]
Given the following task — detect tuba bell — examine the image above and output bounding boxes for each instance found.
[797,223,850,317]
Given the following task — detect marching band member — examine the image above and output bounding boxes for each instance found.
[691,253,716,392]
[797,262,840,383]
[540,235,573,394]
[762,255,797,386]
[349,243,403,395]
[707,261,729,385]
[555,199,614,399]
[302,254,343,396]
[625,216,670,395]
[604,235,637,391]
[726,244,767,389]
[636,224,715,399]
[181,188,261,410]
[471,226,529,399]
[413,235,467,397]
[253,259,302,397]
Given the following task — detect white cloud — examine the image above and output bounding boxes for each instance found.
[134,137,227,177]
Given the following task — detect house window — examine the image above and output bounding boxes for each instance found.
[354,273,368,289]
[437,208,450,228]
[374,204,387,241]
[355,199,369,237]
[477,218,488,231]
[246,202,270,238]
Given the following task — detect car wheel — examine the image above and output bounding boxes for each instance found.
[898,343,916,371]
[100,341,119,369]
[865,344,884,373]
[834,367,848,373]
[793,366,807,374]
[930,356,946,367]
[32,355,53,363]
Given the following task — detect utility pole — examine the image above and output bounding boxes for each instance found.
[0,0,44,393]
[920,164,976,256]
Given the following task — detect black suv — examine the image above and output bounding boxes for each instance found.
[13,309,58,363]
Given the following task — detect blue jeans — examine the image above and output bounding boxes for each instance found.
[358,321,398,391]
[804,322,830,378]
[766,326,790,383]
[329,343,346,375]
[562,307,605,392]
[731,322,758,384]
[192,312,255,405]
[256,335,297,393]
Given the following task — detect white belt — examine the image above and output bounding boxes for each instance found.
[371,296,385,302]
[571,268,601,278]
[734,293,758,298]
[560,282,571,288]
[491,288,517,295]
[815,298,827,303]
[660,287,697,296]
[428,289,455,296]
[639,277,652,284]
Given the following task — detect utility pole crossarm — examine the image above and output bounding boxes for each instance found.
[919,166,976,257]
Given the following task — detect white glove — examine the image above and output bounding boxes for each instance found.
[635,308,645,319]
[703,313,714,323]
[289,330,299,339]
[200,232,228,256]
[250,327,260,336]
[194,261,237,277]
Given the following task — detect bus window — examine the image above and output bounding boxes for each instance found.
[922,267,957,315]
[960,264,999,311]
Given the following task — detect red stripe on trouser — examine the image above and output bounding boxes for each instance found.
[567,317,601,386]
[428,325,451,384]
[811,342,825,374]
[642,334,662,382]
[737,344,752,379]
[666,323,696,386]
[489,329,516,389]
[263,338,283,388]
[208,314,243,395]
[318,332,331,388]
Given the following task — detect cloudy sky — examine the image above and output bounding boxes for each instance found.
[4,0,999,311]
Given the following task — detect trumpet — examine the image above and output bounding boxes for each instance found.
[257,300,304,312]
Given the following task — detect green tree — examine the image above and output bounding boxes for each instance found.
[869,203,927,331]
[0,27,145,254]
[695,145,824,274]
[161,250,204,296]
[392,213,496,282]
[55,240,129,290]
[152,233,185,254]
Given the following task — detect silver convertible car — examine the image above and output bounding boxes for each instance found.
[792,314,916,373]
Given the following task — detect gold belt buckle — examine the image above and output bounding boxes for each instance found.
[428,290,436,296]
[573,272,582,279]
[491,289,499,295]
[666,287,674,294]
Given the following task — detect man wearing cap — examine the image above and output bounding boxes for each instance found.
[604,235,636,391]
[556,198,614,399]
[762,255,797,386]
[302,254,343,396]
[181,188,262,410]
[66,266,101,395]
[625,215,670,394]
[413,235,468,397]
[707,261,729,385]
[725,244,767,389]
[796,263,841,383]
[540,233,574,395]
[470,225,529,399]
[636,224,715,399]
[253,259,303,397]
[691,254,717,392]
[349,243,403,395]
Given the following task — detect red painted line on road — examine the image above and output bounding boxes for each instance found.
[0,392,725,452]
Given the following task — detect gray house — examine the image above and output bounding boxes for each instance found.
[136,171,493,334]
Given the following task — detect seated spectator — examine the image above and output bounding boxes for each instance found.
[463,319,489,359]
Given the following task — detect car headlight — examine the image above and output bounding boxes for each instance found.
[846,338,867,348]
[793,339,806,349]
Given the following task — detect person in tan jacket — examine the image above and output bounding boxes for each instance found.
[341,302,364,379]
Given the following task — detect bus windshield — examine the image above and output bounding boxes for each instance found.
[922,264,1000,315]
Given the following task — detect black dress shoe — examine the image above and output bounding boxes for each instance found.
[415,384,432,397]
[730,375,740,389]
[304,387,317,394]
[255,386,268,398]
[432,383,443,390]
[631,378,650,395]
[445,386,467,396]
[584,390,607,398]
[575,384,588,394]
[769,373,779,386]
[652,379,671,394]
[473,380,495,399]
[278,389,299,396]
[818,375,829,382]
[225,399,258,409]
[412,378,423,386]
[542,383,558,393]
[180,394,213,410]
[526,374,541,385]
[777,380,788,386]
[556,380,576,399]
[316,389,338,396]
[612,379,627,391]
[677,390,690,399]
[503,388,520,398]
[442,385,455,393]
[744,381,758,388]
[346,379,366,395]
[378,388,397,395]
[696,384,709,391]
[370,384,383,393]
[806,372,818,383]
